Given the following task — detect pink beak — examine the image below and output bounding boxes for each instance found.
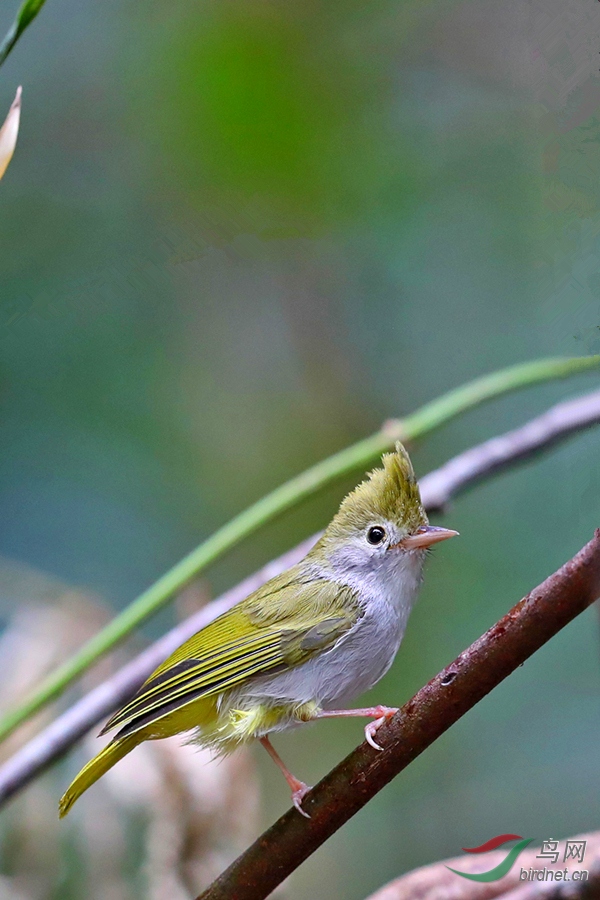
[395,525,459,550]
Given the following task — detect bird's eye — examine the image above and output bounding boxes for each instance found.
[367,525,387,546]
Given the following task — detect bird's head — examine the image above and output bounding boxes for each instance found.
[313,442,457,584]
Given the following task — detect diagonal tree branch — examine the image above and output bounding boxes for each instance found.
[0,356,597,745]
[195,531,600,900]
[0,385,599,807]
[419,387,600,511]
[0,536,317,806]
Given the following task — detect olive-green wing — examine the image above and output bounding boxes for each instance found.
[102,568,361,738]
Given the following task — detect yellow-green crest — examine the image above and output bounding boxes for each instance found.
[322,441,427,542]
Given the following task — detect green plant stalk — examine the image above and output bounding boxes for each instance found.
[0,355,597,744]
[0,0,47,67]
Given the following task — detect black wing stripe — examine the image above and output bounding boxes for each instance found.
[102,634,280,734]
[104,645,284,734]
[113,658,288,740]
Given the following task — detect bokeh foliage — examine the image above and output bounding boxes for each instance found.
[0,0,599,898]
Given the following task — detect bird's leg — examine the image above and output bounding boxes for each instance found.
[259,735,312,818]
[314,705,399,751]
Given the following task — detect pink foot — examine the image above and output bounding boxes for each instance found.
[364,706,398,751]
[291,781,312,818]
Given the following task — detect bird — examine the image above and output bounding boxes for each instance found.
[59,441,457,818]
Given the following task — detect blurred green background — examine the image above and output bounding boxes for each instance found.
[0,0,600,897]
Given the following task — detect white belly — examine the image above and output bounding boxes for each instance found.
[224,547,426,729]
[240,585,417,710]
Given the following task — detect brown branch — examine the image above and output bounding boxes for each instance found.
[0,387,598,808]
[195,531,600,900]
[365,832,600,900]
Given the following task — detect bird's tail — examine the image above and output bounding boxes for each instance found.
[59,734,139,818]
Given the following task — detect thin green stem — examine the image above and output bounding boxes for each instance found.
[400,356,600,436]
[0,355,597,743]
[0,0,48,68]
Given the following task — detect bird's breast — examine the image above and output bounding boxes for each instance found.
[233,554,425,711]
[239,596,407,710]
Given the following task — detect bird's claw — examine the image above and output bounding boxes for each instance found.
[365,717,386,750]
[291,781,312,818]
[364,706,398,751]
